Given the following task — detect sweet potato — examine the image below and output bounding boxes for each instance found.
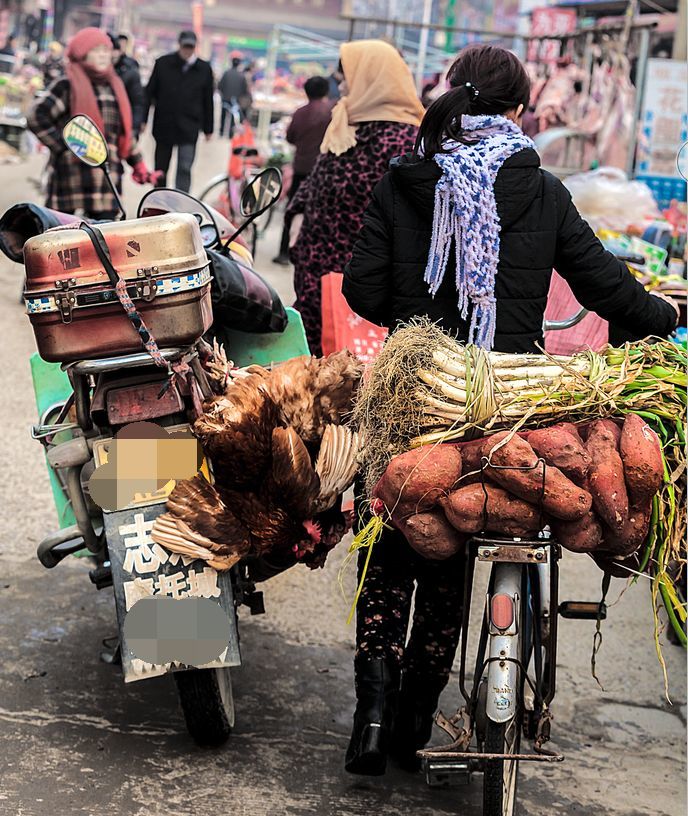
[526,426,591,485]
[481,432,592,521]
[453,438,488,486]
[374,445,462,513]
[456,438,486,473]
[440,484,541,537]
[620,413,663,505]
[585,419,629,533]
[551,511,603,554]
[399,512,465,561]
[556,422,585,444]
[600,500,652,557]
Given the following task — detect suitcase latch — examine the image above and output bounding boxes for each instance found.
[54,278,77,324]
[136,267,158,302]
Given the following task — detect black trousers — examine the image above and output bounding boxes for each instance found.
[355,524,465,683]
[277,171,308,257]
[154,141,197,193]
[218,101,247,138]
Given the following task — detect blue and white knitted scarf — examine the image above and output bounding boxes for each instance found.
[424,115,536,350]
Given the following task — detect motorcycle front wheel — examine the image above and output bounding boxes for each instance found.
[174,666,235,746]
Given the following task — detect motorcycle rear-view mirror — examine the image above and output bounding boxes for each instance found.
[63,114,109,167]
[62,115,126,220]
[240,167,282,218]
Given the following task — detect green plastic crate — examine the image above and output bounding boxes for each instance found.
[30,354,77,530]
[220,306,310,366]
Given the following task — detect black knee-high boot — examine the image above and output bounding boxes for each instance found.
[345,656,399,776]
[390,671,449,771]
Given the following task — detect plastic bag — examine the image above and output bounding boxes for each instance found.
[206,248,287,334]
[321,272,387,364]
[563,167,661,233]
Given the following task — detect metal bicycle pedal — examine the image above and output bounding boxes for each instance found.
[558,600,607,620]
[421,756,472,787]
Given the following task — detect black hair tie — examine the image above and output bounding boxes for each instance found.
[464,81,480,99]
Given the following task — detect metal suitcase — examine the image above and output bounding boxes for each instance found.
[23,213,213,363]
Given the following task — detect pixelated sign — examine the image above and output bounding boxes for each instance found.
[106,503,240,683]
[636,58,688,207]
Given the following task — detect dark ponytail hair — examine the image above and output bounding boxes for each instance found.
[415,43,531,157]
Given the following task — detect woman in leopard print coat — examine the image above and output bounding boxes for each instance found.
[287,40,423,356]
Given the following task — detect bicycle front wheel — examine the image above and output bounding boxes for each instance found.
[199,174,232,220]
[483,715,522,816]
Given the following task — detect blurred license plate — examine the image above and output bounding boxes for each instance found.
[92,423,211,509]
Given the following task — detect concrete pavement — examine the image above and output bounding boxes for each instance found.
[0,141,685,816]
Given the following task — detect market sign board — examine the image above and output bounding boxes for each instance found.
[636,59,688,208]
[527,8,577,63]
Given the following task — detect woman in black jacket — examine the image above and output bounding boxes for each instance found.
[341,44,678,777]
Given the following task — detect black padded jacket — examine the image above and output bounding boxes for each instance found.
[343,148,676,353]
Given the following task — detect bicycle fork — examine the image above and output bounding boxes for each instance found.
[486,563,521,724]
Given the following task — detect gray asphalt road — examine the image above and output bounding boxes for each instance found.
[0,144,685,816]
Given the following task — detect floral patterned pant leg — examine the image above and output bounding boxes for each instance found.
[403,562,465,682]
[355,561,415,666]
[354,537,465,678]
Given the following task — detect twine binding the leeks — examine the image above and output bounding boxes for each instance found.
[423,115,536,350]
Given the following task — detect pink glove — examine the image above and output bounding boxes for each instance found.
[131,160,162,186]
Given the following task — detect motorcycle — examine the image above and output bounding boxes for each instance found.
[4,114,309,746]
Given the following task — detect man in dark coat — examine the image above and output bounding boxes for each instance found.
[272,75,332,265]
[217,54,251,137]
[109,33,144,137]
[144,30,214,192]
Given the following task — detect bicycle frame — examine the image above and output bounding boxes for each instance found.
[419,534,564,765]
[460,537,561,722]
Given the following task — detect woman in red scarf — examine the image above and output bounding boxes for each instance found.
[28,28,158,219]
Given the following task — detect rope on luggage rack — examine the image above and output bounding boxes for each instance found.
[478,447,549,534]
[78,222,206,405]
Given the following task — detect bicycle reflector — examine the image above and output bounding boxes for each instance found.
[491,594,515,630]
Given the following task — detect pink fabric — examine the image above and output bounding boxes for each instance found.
[544,270,609,355]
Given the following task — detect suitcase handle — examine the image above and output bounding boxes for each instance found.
[79,222,170,371]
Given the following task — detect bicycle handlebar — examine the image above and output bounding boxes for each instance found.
[543,308,589,333]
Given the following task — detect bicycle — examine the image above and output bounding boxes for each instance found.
[417,307,608,816]
[418,482,607,815]
[199,102,261,256]
[199,112,291,259]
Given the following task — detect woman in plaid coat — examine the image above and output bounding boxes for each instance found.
[28,28,158,219]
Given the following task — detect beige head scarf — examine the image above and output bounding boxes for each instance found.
[320,40,425,156]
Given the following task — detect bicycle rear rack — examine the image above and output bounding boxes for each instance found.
[418,747,564,763]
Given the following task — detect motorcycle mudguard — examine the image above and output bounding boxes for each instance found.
[104,502,241,683]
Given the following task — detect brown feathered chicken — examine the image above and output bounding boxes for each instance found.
[200,348,363,442]
[152,424,361,568]
[260,350,363,443]
[151,351,364,571]
[193,380,281,489]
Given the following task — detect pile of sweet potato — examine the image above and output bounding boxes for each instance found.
[373,413,663,565]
